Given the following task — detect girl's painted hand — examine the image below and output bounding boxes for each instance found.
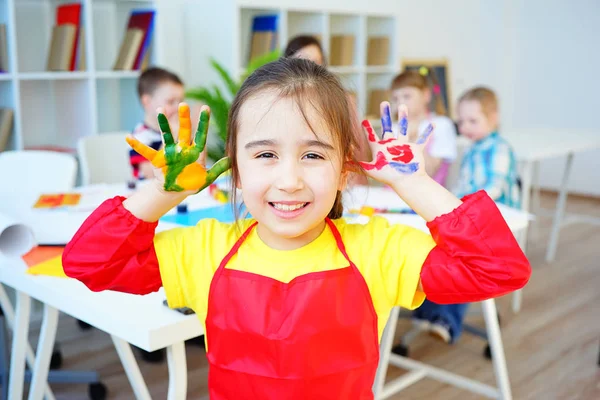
[359,102,434,186]
[126,103,231,194]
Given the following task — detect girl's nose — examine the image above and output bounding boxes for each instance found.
[275,161,304,193]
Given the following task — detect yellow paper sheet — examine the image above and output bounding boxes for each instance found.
[26,255,67,278]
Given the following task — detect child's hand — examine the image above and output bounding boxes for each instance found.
[126,103,231,194]
[359,102,434,186]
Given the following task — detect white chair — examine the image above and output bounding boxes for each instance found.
[77,132,133,185]
[0,150,77,192]
[374,302,512,399]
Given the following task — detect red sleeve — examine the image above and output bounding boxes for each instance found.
[420,190,531,304]
[62,196,163,295]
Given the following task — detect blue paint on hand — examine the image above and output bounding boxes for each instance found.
[381,104,393,133]
[389,161,419,174]
[399,116,408,136]
[417,124,434,144]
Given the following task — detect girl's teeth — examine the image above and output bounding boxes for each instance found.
[273,203,306,211]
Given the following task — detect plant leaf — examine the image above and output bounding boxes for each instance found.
[210,59,239,98]
[241,49,281,81]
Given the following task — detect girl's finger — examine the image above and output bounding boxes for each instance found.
[416,123,435,145]
[380,101,393,139]
[157,113,175,147]
[177,103,192,147]
[126,135,157,162]
[397,104,408,136]
[194,105,211,153]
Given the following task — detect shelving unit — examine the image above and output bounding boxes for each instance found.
[0,0,186,152]
[236,8,396,119]
[1,0,396,153]
[190,3,398,122]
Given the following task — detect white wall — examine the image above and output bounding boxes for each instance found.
[173,0,599,196]
[502,0,600,196]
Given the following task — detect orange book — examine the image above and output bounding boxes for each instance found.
[33,193,81,208]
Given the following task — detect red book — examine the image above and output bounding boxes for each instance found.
[126,11,155,70]
[56,3,82,71]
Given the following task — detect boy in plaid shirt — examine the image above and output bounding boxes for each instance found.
[413,87,520,343]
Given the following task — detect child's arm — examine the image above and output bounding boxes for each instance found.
[63,104,230,293]
[361,103,530,303]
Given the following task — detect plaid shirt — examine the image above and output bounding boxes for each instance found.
[454,132,521,208]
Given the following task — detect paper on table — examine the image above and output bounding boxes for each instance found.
[0,212,35,257]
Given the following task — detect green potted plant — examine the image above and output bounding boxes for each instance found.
[186,50,281,162]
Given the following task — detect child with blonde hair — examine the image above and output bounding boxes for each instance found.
[413,86,521,343]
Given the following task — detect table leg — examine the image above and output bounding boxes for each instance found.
[520,160,534,215]
[166,341,187,400]
[8,291,31,400]
[27,305,59,400]
[482,299,512,400]
[111,335,151,400]
[545,153,574,263]
[0,285,56,400]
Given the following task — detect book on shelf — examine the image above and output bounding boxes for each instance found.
[77,27,86,71]
[56,3,82,71]
[367,37,390,66]
[114,10,155,71]
[367,89,391,119]
[46,24,77,71]
[0,24,8,73]
[0,108,14,152]
[249,15,278,62]
[330,35,355,66]
[114,28,145,70]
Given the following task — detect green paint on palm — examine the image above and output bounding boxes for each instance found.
[157,110,230,192]
[198,157,232,193]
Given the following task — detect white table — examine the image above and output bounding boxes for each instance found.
[499,129,600,262]
[0,185,209,400]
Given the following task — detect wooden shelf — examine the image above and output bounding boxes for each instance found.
[95,70,141,79]
[18,72,90,81]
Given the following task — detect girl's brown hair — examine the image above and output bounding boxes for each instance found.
[226,57,362,220]
[391,69,447,116]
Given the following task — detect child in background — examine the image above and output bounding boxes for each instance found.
[130,67,185,180]
[284,35,326,66]
[63,59,529,399]
[413,86,521,344]
[390,70,457,187]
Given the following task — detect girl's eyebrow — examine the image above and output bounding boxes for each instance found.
[244,139,276,149]
[302,139,335,150]
[244,139,334,150]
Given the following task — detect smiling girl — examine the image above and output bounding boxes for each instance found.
[63,58,530,399]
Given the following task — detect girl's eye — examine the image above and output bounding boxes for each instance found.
[256,152,276,159]
[303,153,324,160]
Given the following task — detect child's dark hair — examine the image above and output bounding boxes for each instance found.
[391,69,447,116]
[226,57,361,220]
[284,35,326,65]
[137,67,183,98]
